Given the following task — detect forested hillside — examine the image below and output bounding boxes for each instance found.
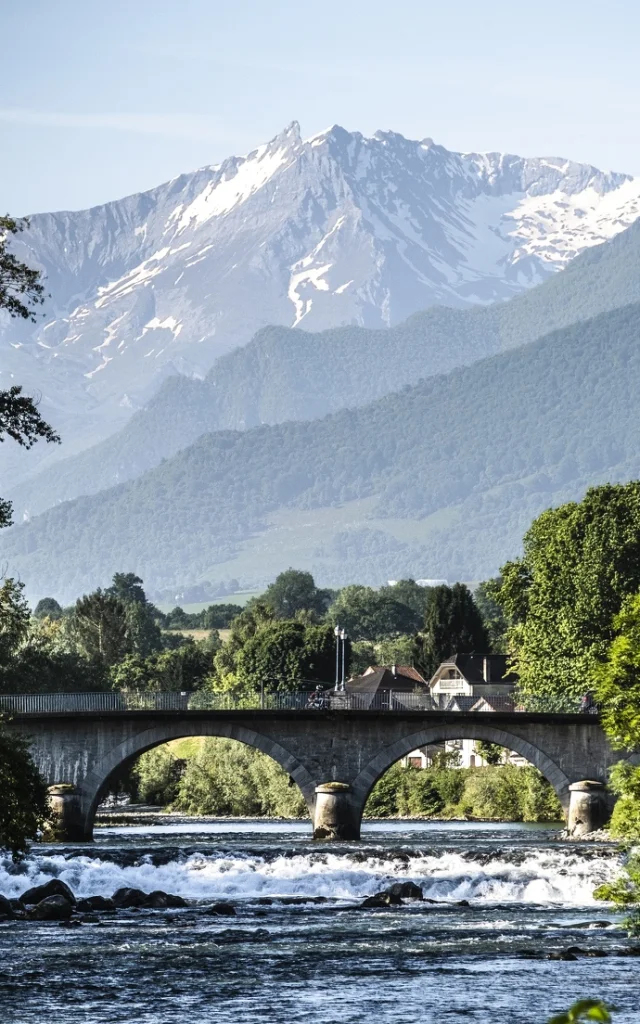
[4,301,640,601]
[10,217,640,519]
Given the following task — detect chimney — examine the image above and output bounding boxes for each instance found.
[483,657,490,682]
[392,664,397,677]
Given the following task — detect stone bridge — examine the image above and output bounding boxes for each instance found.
[4,698,629,840]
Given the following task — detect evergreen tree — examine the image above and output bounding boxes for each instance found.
[413,583,489,679]
[72,590,129,667]
[33,597,63,620]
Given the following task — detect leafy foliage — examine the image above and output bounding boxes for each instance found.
[0,216,45,321]
[364,762,561,822]
[548,1001,612,1024]
[262,568,332,619]
[327,584,424,641]
[235,621,338,691]
[498,482,640,710]
[0,723,50,859]
[138,738,308,818]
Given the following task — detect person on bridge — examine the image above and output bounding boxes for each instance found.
[307,686,328,710]
[580,691,598,714]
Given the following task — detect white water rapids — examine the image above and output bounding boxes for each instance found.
[0,840,618,905]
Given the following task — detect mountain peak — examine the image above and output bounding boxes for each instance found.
[4,123,640,467]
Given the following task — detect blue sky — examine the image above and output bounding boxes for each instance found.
[4,0,640,213]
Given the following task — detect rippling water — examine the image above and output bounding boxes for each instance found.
[1,819,638,1023]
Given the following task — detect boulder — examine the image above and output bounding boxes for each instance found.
[21,879,76,907]
[361,891,403,908]
[386,882,423,900]
[207,902,237,916]
[112,887,148,909]
[9,899,26,914]
[143,891,188,909]
[0,894,14,919]
[28,895,74,921]
[76,896,116,913]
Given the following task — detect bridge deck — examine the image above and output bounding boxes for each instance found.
[0,690,594,721]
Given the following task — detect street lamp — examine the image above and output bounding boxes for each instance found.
[340,628,348,691]
[334,625,341,691]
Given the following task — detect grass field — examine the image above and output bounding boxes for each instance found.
[164,628,232,642]
[157,592,260,614]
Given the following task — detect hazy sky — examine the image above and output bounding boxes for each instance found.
[4,0,640,213]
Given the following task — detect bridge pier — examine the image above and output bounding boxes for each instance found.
[567,781,610,838]
[313,783,361,840]
[46,785,90,841]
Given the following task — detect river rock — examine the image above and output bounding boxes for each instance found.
[385,882,423,900]
[143,891,188,909]
[76,896,117,913]
[207,902,237,916]
[0,894,14,919]
[28,895,74,921]
[547,950,578,961]
[361,891,403,908]
[112,887,148,908]
[21,879,76,907]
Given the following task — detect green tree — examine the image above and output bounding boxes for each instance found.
[0,723,50,859]
[0,218,60,528]
[111,637,218,692]
[72,590,129,667]
[413,583,489,679]
[262,568,331,619]
[125,599,163,657]
[475,740,504,766]
[107,572,147,605]
[379,579,433,618]
[0,215,45,321]
[236,620,337,692]
[498,483,640,710]
[0,578,30,672]
[212,600,276,692]
[327,584,421,641]
[474,578,508,652]
[33,597,63,620]
[592,592,640,931]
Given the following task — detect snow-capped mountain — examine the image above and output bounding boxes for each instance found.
[5,121,640,456]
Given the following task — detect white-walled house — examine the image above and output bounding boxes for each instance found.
[403,654,524,769]
[428,654,517,699]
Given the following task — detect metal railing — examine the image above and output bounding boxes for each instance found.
[0,690,523,716]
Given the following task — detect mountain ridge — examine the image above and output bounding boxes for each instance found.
[4,299,640,602]
[10,215,640,519]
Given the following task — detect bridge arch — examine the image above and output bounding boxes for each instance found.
[350,720,573,819]
[80,720,318,837]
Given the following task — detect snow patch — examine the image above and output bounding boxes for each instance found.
[140,315,182,339]
[176,147,293,231]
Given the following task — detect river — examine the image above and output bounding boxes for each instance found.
[0,819,638,1023]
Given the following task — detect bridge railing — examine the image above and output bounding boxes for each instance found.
[0,690,525,715]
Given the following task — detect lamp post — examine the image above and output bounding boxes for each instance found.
[340,628,348,691]
[334,625,341,691]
